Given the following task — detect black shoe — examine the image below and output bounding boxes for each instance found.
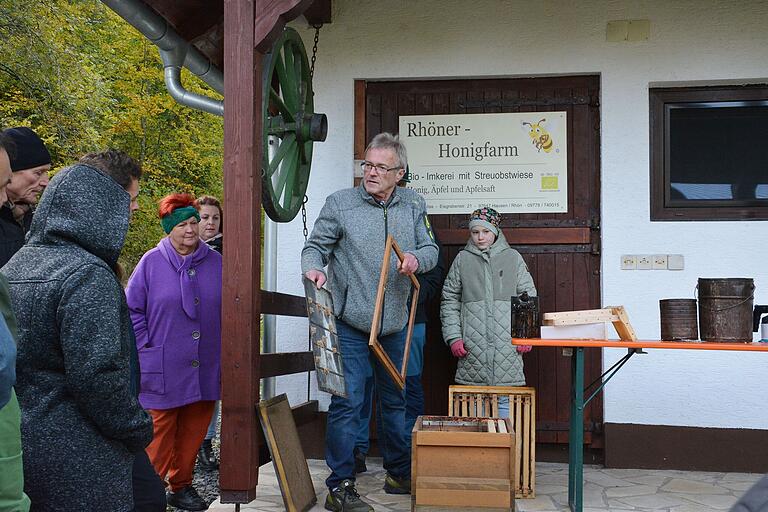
[197,438,219,470]
[166,485,209,511]
[383,472,411,495]
[324,480,373,511]
[353,450,367,474]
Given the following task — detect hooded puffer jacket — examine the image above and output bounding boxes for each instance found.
[440,231,536,386]
[2,164,153,512]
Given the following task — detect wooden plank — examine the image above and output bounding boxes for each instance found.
[260,352,314,379]
[301,0,331,24]
[543,308,618,326]
[512,339,768,351]
[220,0,264,502]
[435,227,591,245]
[415,488,512,508]
[353,80,367,159]
[253,0,313,52]
[258,394,316,512]
[261,291,307,317]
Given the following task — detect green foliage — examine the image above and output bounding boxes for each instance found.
[0,0,224,271]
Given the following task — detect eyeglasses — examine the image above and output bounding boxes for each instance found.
[360,161,402,174]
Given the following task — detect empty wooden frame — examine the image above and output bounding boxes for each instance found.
[368,235,420,390]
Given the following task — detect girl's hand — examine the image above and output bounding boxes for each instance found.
[450,339,468,358]
[516,344,532,354]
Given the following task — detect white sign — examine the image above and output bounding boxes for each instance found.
[399,113,568,213]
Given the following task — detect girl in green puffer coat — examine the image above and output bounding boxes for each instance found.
[440,207,536,417]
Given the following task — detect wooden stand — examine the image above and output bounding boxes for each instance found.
[412,416,515,511]
[448,386,536,499]
[543,306,637,341]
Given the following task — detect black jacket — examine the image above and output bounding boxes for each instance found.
[0,206,24,269]
[415,232,445,324]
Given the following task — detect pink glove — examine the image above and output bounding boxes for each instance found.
[450,339,468,358]
[516,344,532,354]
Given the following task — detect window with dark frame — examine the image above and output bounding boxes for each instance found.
[650,85,768,221]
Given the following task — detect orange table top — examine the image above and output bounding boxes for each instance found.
[512,338,768,352]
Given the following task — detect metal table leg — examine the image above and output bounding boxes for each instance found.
[568,347,585,512]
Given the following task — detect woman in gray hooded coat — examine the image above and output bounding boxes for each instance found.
[2,160,153,511]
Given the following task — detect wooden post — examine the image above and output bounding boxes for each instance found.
[220,0,263,502]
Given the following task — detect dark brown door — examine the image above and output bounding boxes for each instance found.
[356,75,602,447]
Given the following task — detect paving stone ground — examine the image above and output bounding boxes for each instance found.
[205,458,761,512]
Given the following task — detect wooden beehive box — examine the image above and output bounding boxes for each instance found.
[448,386,536,499]
[412,416,515,511]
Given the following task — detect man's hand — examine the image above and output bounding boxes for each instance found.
[304,270,326,289]
[450,339,468,358]
[398,252,419,275]
[516,344,532,354]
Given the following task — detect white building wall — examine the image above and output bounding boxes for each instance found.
[273,0,768,429]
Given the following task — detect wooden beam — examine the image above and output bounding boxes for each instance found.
[220,0,263,503]
[261,290,307,317]
[354,80,366,160]
[260,351,315,378]
[254,0,315,53]
[303,0,332,25]
[435,227,592,245]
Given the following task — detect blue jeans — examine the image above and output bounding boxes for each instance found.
[326,320,410,489]
[205,400,219,440]
[356,323,425,454]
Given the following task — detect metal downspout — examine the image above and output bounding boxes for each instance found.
[262,139,280,399]
[101,0,224,116]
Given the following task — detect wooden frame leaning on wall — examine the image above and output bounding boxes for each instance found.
[368,235,420,390]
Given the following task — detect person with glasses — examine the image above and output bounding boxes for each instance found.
[302,132,438,512]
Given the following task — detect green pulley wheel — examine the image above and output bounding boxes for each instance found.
[262,27,328,222]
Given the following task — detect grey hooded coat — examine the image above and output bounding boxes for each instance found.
[2,164,153,512]
[440,231,536,386]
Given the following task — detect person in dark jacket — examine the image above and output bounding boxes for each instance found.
[0,127,51,268]
[0,130,30,512]
[3,153,154,512]
[76,151,167,512]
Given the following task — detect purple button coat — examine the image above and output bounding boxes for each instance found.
[126,237,222,410]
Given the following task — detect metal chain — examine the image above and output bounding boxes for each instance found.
[301,195,309,242]
[309,24,321,79]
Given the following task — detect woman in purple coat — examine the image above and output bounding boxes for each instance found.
[126,193,222,512]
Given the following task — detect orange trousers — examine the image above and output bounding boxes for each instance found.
[145,401,216,492]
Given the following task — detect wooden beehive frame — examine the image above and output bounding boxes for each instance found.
[257,394,316,512]
[542,306,637,341]
[368,235,420,391]
[448,385,536,499]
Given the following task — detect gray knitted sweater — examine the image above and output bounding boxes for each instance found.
[302,185,438,335]
[3,164,153,512]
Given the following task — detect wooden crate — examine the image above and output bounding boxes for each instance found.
[448,386,536,499]
[412,416,515,511]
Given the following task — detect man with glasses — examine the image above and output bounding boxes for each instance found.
[303,132,437,512]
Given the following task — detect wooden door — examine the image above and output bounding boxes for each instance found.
[355,76,602,447]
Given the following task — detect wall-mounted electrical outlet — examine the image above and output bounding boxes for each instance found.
[637,255,652,270]
[653,254,668,270]
[621,255,637,270]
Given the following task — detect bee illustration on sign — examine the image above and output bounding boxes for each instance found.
[521,118,554,153]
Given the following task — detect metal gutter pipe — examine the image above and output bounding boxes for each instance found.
[102,0,224,116]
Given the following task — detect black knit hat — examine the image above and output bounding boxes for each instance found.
[3,127,51,172]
